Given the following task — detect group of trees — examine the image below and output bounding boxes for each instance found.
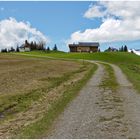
[46,44,58,52]
[1,39,59,53]
[25,40,46,51]
[1,47,16,53]
[105,45,128,52]
[119,45,128,52]
[23,40,58,52]
[1,48,8,53]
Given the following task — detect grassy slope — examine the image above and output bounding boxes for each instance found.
[19,51,140,93]
[0,54,82,121]
[0,53,98,138]
[14,62,97,139]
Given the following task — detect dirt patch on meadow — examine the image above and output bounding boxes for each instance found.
[0,54,80,95]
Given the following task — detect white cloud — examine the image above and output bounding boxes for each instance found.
[84,4,106,18]
[0,17,49,50]
[68,1,140,44]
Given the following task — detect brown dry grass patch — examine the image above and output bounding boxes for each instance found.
[0,53,95,138]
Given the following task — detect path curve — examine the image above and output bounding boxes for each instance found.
[46,61,140,139]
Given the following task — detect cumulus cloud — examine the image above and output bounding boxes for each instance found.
[0,17,49,50]
[84,4,106,18]
[68,1,140,44]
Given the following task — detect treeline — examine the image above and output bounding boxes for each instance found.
[1,39,59,53]
[105,45,128,52]
[119,45,128,52]
[25,40,46,51]
[1,47,16,53]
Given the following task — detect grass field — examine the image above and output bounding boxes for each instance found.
[18,51,140,93]
[0,51,139,138]
[0,53,97,138]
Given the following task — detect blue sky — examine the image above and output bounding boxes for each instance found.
[0,1,140,51]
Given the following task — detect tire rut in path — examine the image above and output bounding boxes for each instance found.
[46,61,140,139]
[108,62,140,138]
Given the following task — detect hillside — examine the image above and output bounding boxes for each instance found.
[17,51,140,93]
[0,51,139,138]
[0,53,97,138]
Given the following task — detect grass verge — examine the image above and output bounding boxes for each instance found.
[99,63,118,90]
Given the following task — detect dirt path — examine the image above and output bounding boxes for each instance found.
[46,61,140,139]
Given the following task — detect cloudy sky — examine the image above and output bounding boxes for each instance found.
[0,1,140,51]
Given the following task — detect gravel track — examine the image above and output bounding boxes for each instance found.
[46,61,140,139]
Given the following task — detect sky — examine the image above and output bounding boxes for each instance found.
[0,1,140,52]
